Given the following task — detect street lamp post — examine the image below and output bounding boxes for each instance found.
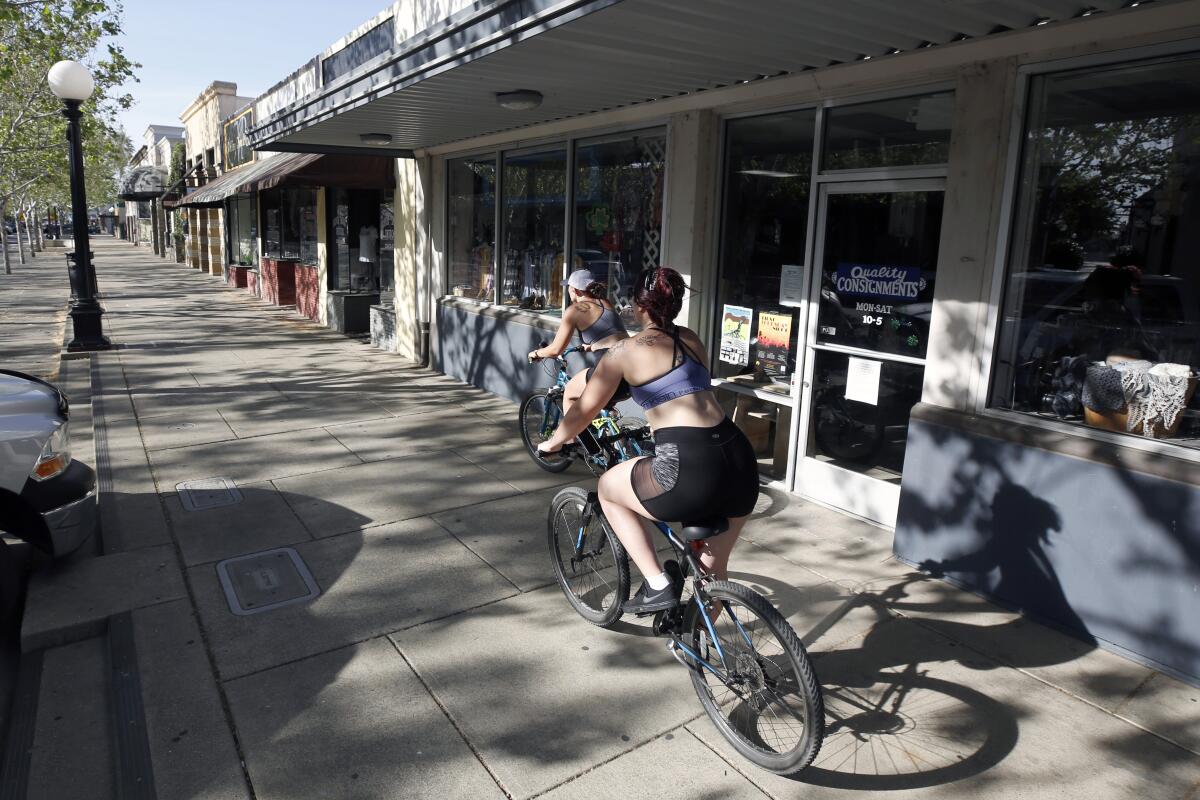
[48,60,110,351]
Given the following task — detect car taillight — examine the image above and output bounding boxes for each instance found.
[31,422,71,482]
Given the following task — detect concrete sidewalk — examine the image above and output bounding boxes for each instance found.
[7,240,1199,799]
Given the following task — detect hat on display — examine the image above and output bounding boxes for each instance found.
[563,269,595,290]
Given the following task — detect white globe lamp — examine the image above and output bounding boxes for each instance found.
[48,60,95,102]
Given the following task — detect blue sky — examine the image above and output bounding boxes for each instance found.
[114,0,393,143]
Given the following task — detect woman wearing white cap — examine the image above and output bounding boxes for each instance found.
[528,268,631,412]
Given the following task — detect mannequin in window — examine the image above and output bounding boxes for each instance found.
[358,222,379,291]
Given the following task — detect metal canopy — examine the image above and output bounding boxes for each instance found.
[252,0,1166,154]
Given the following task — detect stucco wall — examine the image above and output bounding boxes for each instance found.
[895,410,1200,685]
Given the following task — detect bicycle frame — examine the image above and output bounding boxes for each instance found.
[572,492,747,681]
[535,346,647,473]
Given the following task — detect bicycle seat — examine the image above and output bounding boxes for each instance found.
[680,516,729,541]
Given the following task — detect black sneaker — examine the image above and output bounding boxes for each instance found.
[623,578,682,615]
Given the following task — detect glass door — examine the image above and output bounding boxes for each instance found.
[796,180,945,527]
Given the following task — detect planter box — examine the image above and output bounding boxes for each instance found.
[246,269,260,297]
[229,266,250,289]
[327,291,379,334]
[295,263,320,321]
[261,257,297,306]
[370,305,397,351]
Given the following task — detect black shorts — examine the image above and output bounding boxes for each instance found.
[631,418,759,523]
[584,348,631,407]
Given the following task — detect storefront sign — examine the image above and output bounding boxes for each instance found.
[223,108,255,171]
[834,263,926,302]
[845,356,881,406]
[779,264,805,307]
[755,311,793,376]
[719,304,752,366]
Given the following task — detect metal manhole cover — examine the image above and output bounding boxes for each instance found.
[176,477,243,511]
[216,548,320,615]
[169,422,196,431]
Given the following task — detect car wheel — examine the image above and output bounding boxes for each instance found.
[0,540,18,629]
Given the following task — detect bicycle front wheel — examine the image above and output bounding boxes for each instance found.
[547,486,630,627]
[519,390,572,473]
[685,581,824,775]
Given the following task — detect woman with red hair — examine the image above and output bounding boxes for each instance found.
[538,266,759,613]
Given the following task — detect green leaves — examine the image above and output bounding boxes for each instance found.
[0,0,138,209]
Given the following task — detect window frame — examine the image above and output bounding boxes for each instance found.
[980,39,1200,464]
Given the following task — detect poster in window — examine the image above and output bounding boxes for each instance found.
[719,304,752,366]
[755,311,793,376]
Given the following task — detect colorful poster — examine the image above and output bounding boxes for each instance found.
[755,311,793,376]
[719,304,752,366]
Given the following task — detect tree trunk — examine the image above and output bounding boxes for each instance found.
[23,206,35,258]
[16,206,26,264]
[1,200,10,275]
[32,204,42,250]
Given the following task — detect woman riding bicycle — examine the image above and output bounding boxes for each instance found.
[538,266,759,614]
[528,268,630,413]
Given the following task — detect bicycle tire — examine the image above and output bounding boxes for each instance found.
[546,486,630,627]
[811,392,884,464]
[518,390,573,473]
[685,580,823,775]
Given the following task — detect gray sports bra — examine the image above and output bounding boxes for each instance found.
[578,306,627,345]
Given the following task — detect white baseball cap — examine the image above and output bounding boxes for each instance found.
[563,269,595,290]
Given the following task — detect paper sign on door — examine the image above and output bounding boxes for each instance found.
[844,357,881,406]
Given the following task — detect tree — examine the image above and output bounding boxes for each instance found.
[0,0,138,270]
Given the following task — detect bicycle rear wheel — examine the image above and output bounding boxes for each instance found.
[519,390,572,473]
[547,486,630,627]
[685,580,823,775]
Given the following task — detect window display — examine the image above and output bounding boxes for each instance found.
[260,188,316,265]
[573,132,666,328]
[991,55,1200,447]
[715,109,815,385]
[713,109,816,481]
[447,156,496,300]
[502,147,567,313]
[224,194,257,266]
[326,187,383,291]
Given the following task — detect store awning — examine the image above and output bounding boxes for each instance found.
[249,0,1185,154]
[168,152,394,208]
[119,165,168,200]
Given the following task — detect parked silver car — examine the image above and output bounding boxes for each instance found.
[0,370,97,620]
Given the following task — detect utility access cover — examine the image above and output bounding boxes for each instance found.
[216,548,320,616]
[176,477,243,511]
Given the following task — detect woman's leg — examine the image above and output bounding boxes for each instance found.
[597,457,663,579]
[694,515,748,580]
[561,369,588,416]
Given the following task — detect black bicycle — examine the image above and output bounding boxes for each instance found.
[546,432,824,775]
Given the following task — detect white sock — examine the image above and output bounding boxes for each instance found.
[645,571,670,591]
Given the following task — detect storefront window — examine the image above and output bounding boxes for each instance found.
[379,199,394,294]
[573,132,666,328]
[713,110,816,481]
[502,147,567,313]
[225,194,257,266]
[447,156,496,300]
[992,56,1200,448]
[823,92,954,171]
[261,188,316,264]
[326,187,384,292]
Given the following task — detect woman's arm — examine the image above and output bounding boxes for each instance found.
[529,306,582,360]
[541,342,626,450]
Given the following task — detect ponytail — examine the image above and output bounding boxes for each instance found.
[582,280,607,301]
[633,266,687,327]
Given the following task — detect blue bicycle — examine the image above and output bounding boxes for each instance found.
[520,343,650,475]
[546,446,824,775]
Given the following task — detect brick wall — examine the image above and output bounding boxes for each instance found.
[261,257,297,306]
[247,269,260,297]
[295,264,320,321]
